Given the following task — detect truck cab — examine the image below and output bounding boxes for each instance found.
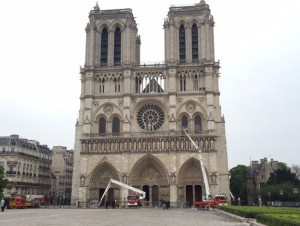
[127,194,141,207]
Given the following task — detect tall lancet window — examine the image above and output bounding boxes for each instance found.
[192,24,198,62]
[179,24,186,63]
[181,115,188,132]
[112,117,120,136]
[114,27,121,66]
[101,28,108,66]
[195,115,202,134]
[99,117,106,136]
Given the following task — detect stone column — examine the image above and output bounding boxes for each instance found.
[185,26,192,63]
[169,173,177,207]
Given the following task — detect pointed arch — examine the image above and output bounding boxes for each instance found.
[177,100,208,120]
[92,102,123,122]
[89,161,120,189]
[178,157,205,186]
[188,18,201,28]
[111,21,125,31]
[129,154,169,187]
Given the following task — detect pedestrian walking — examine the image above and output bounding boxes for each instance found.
[0,198,5,212]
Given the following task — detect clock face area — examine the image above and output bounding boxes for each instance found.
[136,104,165,131]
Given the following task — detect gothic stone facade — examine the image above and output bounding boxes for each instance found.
[71,1,230,206]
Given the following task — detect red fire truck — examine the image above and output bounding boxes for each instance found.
[194,194,229,208]
[127,194,142,207]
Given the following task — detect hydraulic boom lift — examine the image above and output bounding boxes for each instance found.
[183,129,211,200]
[98,179,145,207]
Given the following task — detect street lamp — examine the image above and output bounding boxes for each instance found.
[293,188,298,202]
[267,192,271,206]
[279,189,283,203]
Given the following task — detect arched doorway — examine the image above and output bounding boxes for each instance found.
[186,185,193,207]
[130,155,169,205]
[143,185,150,203]
[178,158,206,206]
[88,162,120,206]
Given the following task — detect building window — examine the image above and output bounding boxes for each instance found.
[179,24,186,63]
[99,118,106,135]
[137,104,165,131]
[114,27,121,66]
[192,24,198,62]
[99,78,105,93]
[180,75,186,91]
[101,28,108,66]
[195,115,202,134]
[135,72,165,93]
[112,117,120,136]
[181,115,188,132]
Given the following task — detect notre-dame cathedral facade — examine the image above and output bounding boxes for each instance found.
[71,0,230,207]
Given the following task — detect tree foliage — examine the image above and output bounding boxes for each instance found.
[268,162,299,186]
[230,165,248,203]
[259,163,300,202]
[0,166,9,198]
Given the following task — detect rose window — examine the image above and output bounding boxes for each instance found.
[137,104,164,131]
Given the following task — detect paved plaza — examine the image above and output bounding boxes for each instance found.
[0,207,256,226]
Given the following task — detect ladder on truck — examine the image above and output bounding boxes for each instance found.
[182,129,211,200]
[98,179,146,207]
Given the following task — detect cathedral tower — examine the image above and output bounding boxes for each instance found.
[71,1,230,207]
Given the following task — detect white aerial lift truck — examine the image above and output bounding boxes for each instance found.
[183,129,211,201]
[183,129,229,207]
[98,179,146,207]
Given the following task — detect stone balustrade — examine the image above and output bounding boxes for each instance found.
[80,131,217,154]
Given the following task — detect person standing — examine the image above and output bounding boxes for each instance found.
[0,198,5,212]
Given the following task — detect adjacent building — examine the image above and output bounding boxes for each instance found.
[51,146,74,204]
[247,158,279,205]
[72,0,230,206]
[0,135,52,195]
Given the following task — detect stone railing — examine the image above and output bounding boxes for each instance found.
[80,131,217,154]
[83,130,215,138]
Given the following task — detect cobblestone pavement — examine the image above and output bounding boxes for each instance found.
[0,207,251,226]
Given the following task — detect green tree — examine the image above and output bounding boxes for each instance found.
[230,165,248,204]
[268,162,299,186]
[0,166,9,198]
[259,162,300,202]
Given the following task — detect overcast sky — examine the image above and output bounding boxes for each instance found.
[0,0,299,169]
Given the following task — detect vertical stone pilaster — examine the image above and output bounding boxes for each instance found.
[108,29,114,67]
[185,27,192,63]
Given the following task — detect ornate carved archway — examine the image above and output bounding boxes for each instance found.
[177,157,205,204]
[130,154,169,186]
[130,154,169,202]
[88,162,120,201]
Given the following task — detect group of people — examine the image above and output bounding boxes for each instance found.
[105,200,119,209]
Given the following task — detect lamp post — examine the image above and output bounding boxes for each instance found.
[293,188,298,203]
[279,189,283,203]
[267,192,271,206]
